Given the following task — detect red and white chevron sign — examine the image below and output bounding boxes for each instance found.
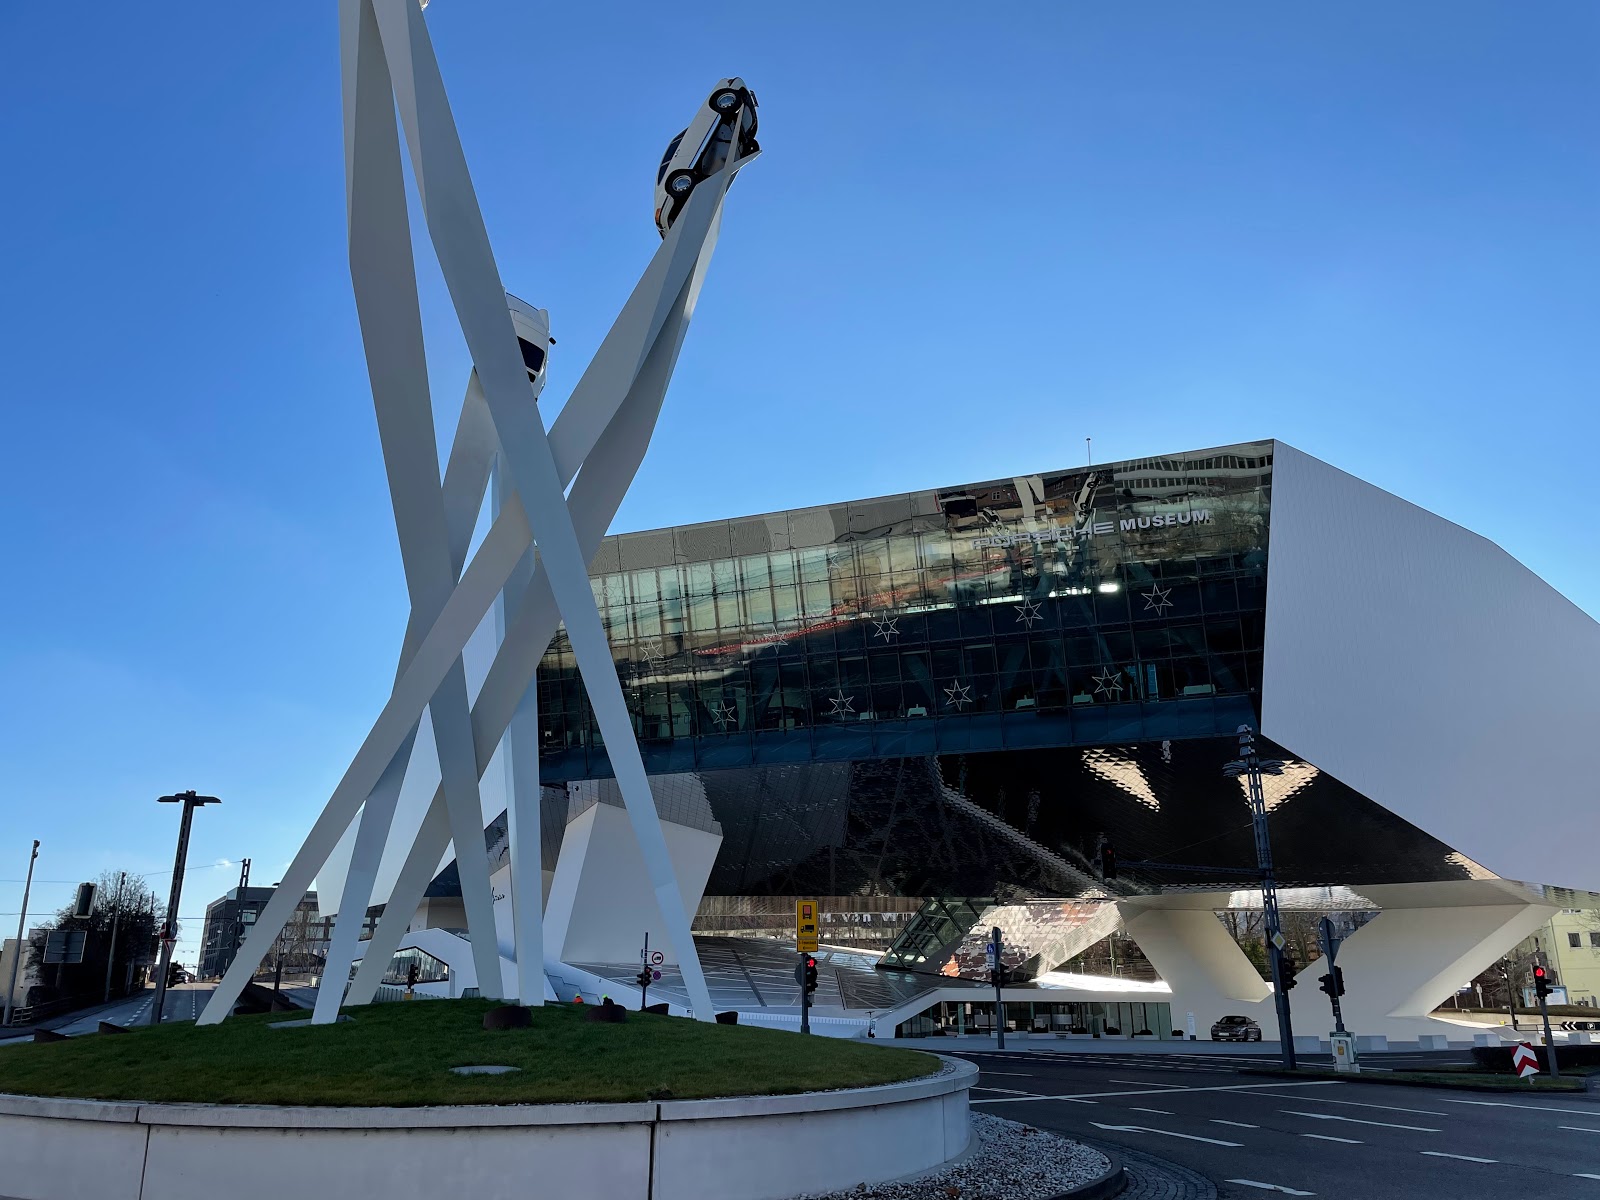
[1512,1042,1541,1078]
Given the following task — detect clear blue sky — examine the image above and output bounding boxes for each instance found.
[2,2,1596,965]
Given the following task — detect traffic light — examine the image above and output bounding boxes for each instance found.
[1281,955,1298,989]
[1098,838,1118,880]
[1533,964,1553,999]
[405,961,419,989]
[635,968,651,989]
[803,956,818,995]
[990,964,1009,988]
[1318,967,1346,998]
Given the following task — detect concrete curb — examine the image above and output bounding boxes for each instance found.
[1047,1149,1126,1200]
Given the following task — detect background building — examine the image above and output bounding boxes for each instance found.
[199,888,331,981]
[347,439,1600,1041]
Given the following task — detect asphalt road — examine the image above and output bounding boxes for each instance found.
[953,1049,1600,1199]
[0,982,219,1044]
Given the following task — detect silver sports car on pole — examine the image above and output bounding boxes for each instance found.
[654,77,759,237]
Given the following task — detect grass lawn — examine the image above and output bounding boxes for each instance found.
[0,999,938,1107]
[1240,1065,1589,1092]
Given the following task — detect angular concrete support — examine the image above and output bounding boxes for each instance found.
[1117,904,1275,1037]
[1294,885,1558,1039]
[545,802,722,967]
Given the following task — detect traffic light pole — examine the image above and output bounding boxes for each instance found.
[1226,727,1296,1071]
[800,951,810,1036]
[1538,989,1560,1078]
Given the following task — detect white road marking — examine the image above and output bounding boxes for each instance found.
[1130,1107,1174,1115]
[973,1087,1040,1096]
[1559,1127,1600,1134]
[1281,1109,1440,1133]
[1240,1092,1445,1117]
[1441,1098,1600,1117]
[1574,1173,1600,1180]
[977,1070,1035,1077]
[1090,1121,1242,1147]
[1110,1078,1186,1088]
[1301,1133,1362,1144]
[970,1080,1340,1105]
[1421,1152,1497,1163]
[1226,1181,1314,1196]
[1213,1120,1261,1129]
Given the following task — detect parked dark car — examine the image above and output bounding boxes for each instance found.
[1210,1014,1262,1042]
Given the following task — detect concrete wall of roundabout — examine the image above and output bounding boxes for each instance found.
[0,1059,975,1200]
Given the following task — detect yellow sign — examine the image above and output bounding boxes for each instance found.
[796,899,819,952]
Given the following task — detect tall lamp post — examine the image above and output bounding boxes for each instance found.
[3,840,40,1027]
[149,792,220,1025]
[1223,726,1296,1070]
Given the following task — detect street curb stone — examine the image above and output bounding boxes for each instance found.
[1046,1148,1127,1199]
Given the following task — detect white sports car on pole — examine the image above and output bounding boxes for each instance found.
[654,77,759,237]
[506,292,552,388]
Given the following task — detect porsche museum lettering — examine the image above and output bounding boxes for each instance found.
[973,510,1211,548]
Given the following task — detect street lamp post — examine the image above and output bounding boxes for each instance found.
[1223,725,1297,1070]
[3,840,40,1027]
[149,791,221,1025]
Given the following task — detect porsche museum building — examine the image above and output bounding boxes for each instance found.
[441,438,1599,1041]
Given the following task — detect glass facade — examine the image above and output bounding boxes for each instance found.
[537,441,1274,781]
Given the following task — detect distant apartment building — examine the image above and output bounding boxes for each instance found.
[198,888,333,980]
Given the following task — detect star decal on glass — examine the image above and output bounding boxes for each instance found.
[710,702,738,730]
[826,692,856,718]
[1091,668,1124,699]
[641,639,667,667]
[1014,598,1043,628]
[943,681,973,710]
[1142,584,1174,616]
[871,614,901,642]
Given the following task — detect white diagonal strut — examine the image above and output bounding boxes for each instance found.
[199,0,754,1025]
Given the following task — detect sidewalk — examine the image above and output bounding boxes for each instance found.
[0,992,152,1044]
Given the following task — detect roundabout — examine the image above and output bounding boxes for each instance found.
[0,1000,974,1200]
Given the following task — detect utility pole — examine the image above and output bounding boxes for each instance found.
[1224,726,1296,1070]
[3,840,40,1027]
[102,872,126,1003]
[149,791,221,1025]
[1502,958,1520,1030]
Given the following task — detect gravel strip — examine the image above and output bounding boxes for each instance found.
[796,1112,1110,1199]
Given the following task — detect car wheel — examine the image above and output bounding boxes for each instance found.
[665,170,697,198]
[710,87,743,115]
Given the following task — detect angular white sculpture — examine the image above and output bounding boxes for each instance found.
[199,0,757,1026]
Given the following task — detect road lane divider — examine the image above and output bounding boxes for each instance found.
[1281,1110,1439,1133]
[1225,1181,1314,1195]
[1089,1120,1243,1147]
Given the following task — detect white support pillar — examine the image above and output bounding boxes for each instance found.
[493,459,543,1005]
[1117,904,1275,1037]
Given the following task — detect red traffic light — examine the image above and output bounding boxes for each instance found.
[1533,965,1547,978]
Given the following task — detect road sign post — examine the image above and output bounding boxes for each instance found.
[989,926,1005,1050]
[1512,1041,1540,1081]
